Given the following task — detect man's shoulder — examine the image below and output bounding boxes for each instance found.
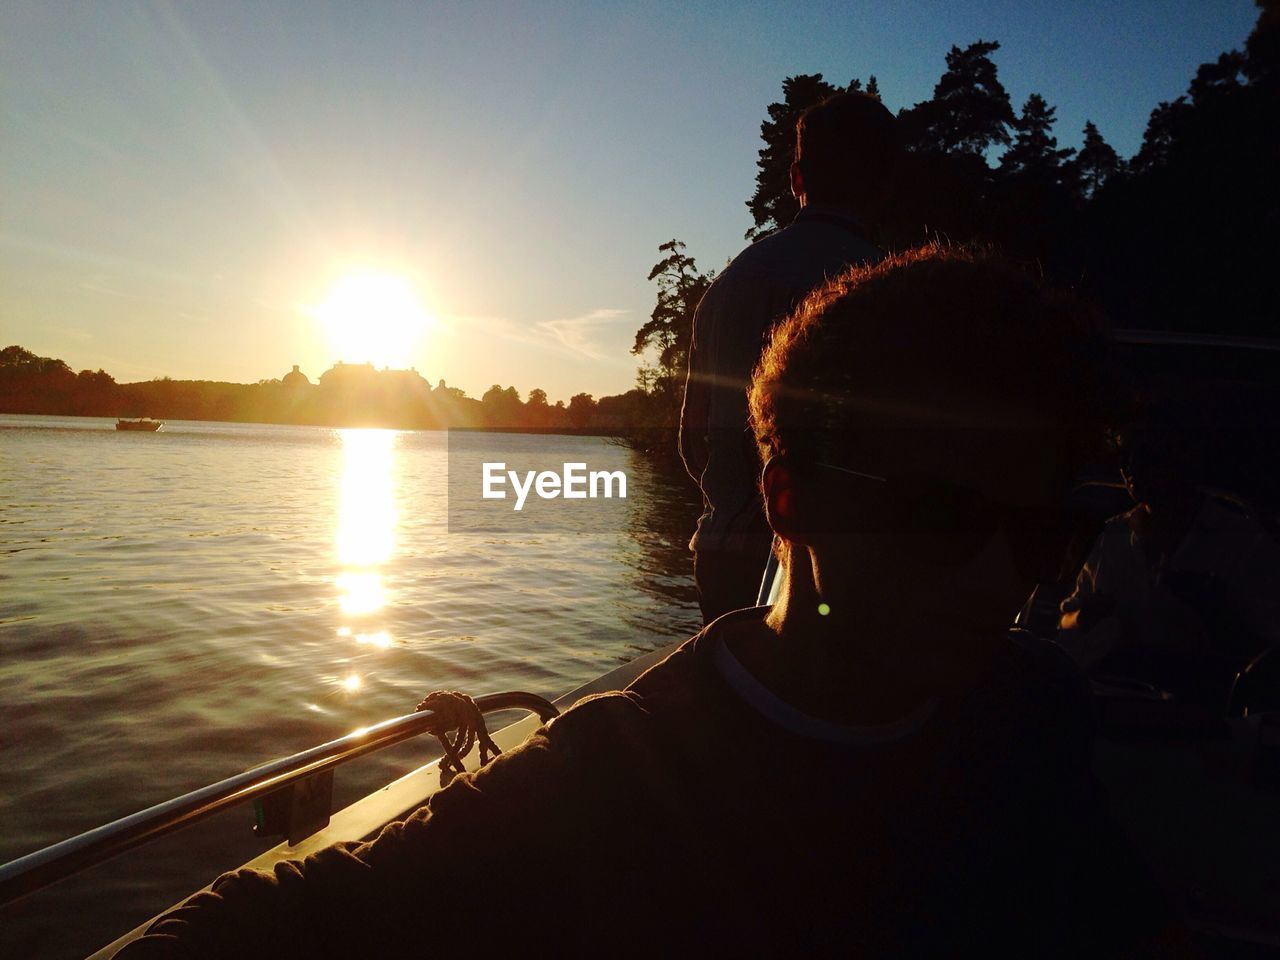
[712,218,880,293]
[543,637,706,745]
[546,689,648,744]
[628,631,731,706]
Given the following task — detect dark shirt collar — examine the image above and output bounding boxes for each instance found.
[793,203,867,238]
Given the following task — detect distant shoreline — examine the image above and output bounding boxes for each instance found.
[1,410,633,440]
[2,347,666,439]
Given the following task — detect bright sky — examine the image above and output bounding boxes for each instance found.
[1,1,1259,402]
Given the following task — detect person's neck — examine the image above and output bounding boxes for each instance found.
[740,556,957,725]
[796,197,877,243]
[799,196,864,219]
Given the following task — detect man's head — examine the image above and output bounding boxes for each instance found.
[749,244,1111,637]
[791,92,902,215]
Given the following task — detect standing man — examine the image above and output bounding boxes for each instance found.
[681,92,901,622]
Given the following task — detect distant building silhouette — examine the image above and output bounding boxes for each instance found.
[283,364,311,388]
[318,360,371,389]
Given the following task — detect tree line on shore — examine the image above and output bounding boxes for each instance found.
[0,346,657,433]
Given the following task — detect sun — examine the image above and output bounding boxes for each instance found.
[308,271,434,370]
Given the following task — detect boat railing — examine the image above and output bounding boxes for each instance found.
[0,691,559,908]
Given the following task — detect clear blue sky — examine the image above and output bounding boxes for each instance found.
[1,1,1260,401]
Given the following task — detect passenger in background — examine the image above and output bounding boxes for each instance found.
[116,246,1178,958]
[680,91,900,623]
[1058,415,1280,685]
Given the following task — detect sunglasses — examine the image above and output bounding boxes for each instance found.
[812,461,1075,581]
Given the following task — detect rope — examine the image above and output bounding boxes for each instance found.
[414,690,502,777]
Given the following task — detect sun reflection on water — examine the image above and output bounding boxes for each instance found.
[333,429,399,676]
[335,571,386,616]
[336,429,397,568]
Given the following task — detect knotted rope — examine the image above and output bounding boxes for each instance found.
[415,690,502,777]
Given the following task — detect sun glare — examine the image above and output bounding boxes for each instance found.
[309,271,433,370]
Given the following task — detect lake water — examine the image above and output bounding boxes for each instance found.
[0,414,701,957]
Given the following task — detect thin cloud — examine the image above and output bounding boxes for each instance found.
[439,309,629,364]
[55,327,95,343]
[537,308,627,361]
[437,314,540,348]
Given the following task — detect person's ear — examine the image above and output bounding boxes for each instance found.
[789,161,806,204]
[762,455,812,546]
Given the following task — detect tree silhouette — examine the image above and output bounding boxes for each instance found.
[899,41,1015,158]
[481,384,523,427]
[1071,121,1122,198]
[524,387,550,426]
[1244,0,1279,88]
[1130,97,1187,174]
[999,93,1075,184]
[634,240,713,391]
[0,345,122,416]
[567,393,596,429]
[1081,1,1278,333]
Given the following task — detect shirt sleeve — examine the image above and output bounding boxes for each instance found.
[111,705,617,959]
[678,284,718,487]
[1060,526,1111,616]
[684,269,807,551]
[678,271,778,477]
[1057,520,1144,667]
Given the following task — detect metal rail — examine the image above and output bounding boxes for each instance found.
[1111,328,1280,352]
[0,691,558,907]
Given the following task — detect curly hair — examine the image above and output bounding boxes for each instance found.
[749,243,1113,480]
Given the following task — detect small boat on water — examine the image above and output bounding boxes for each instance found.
[115,418,162,432]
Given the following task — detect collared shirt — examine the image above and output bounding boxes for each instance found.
[1058,497,1280,667]
[679,205,881,552]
